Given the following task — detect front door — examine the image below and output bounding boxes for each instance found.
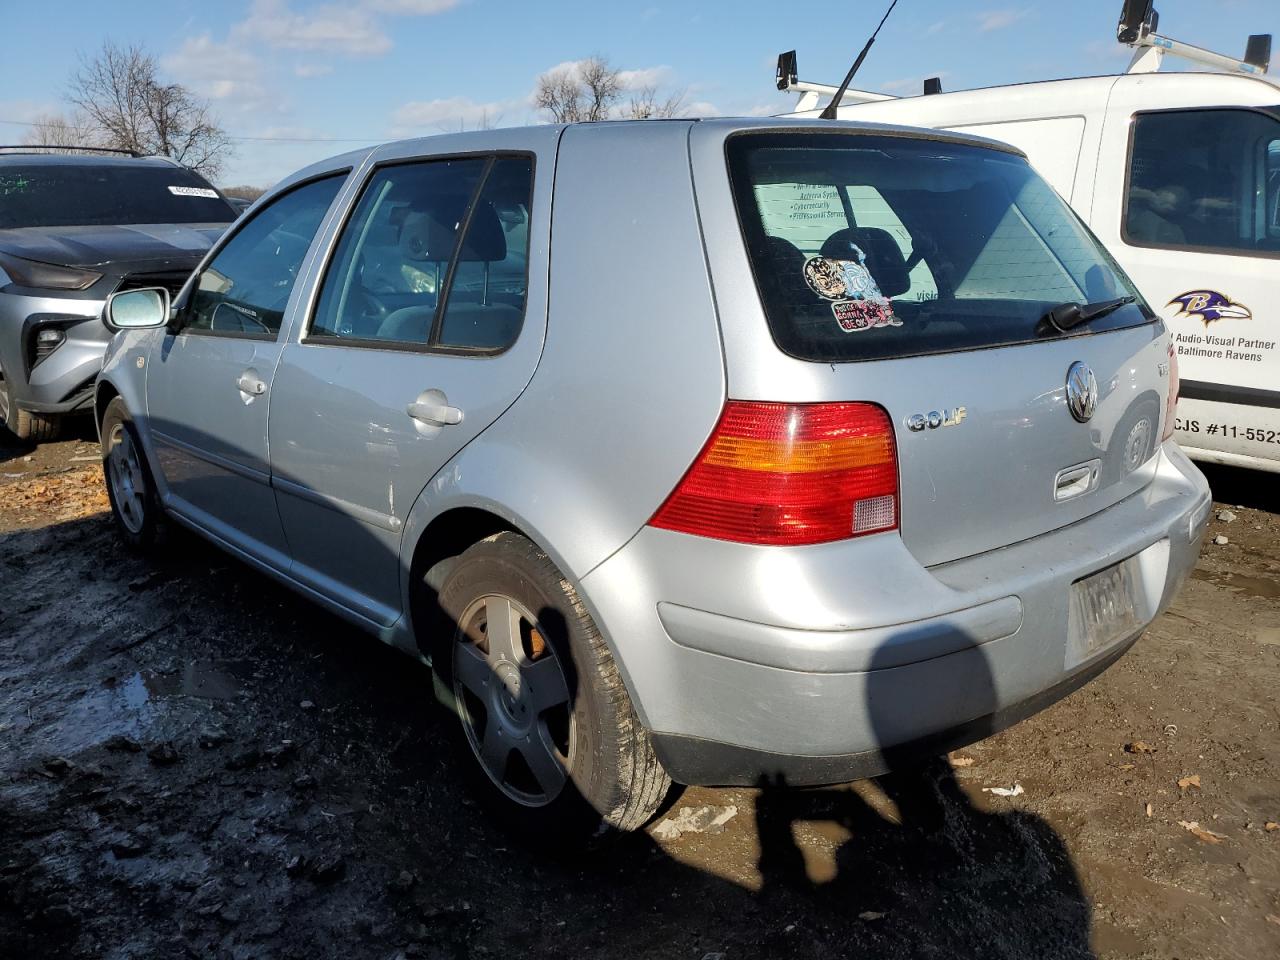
[147,174,347,566]
[268,147,545,626]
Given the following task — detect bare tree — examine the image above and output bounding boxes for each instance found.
[625,87,686,120]
[20,112,104,153]
[534,56,624,123]
[68,42,233,178]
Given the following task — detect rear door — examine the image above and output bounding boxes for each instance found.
[1092,92,1280,470]
[267,141,548,626]
[146,174,346,567]
[706,127,1170,567]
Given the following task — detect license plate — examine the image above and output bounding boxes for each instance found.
[1065,557,1144,668]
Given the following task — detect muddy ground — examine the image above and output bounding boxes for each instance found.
[1,424,1278,960]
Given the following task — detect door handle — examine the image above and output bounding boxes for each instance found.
[237,372,267,396]
[407,399,463,426]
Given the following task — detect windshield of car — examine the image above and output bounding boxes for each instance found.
[726,132,1151,363]
[0,162,236,229]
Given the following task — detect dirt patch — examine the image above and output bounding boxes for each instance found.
[1,442,1278,959]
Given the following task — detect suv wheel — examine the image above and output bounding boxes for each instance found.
[437,532,670,836]
[0,364,61,443]
[101,397,162,549]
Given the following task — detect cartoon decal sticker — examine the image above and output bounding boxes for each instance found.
[802,246,901,333]
[1167,290,1253,327]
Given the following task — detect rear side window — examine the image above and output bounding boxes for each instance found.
[727,132,1149,363]
[310,155,533,353]
[1125,108,1280,256]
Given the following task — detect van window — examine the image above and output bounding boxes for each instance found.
[727,132,1149,363]
[1125,108,1280,256]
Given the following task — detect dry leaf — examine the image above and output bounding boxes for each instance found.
[1265,822,1279,832]
[1125,741,1157,755]
[950,756,975,768]
[1266,914,1280,927]
[1177,820,1226,844]
[858,911,885,921]
[1145,802,1153,818]
[1119,763,1136,771]
[1178,775,1201,790]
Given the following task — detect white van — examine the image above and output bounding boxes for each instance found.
[777,8,1280,473]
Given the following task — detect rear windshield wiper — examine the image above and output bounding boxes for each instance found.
[1039,295,1136,335]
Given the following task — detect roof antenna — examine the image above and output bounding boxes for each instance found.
[819,0,902,119]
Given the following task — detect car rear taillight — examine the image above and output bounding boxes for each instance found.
[1162,340,1180,441]
[649,401,898,546]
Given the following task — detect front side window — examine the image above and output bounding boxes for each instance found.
[310,155,533,352]
[184,174,346,338]
[728,132,1148,363]
[1125,108,1280,255]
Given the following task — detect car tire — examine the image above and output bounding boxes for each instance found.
[100,397,163,551]
[436,531,670,837]
[0,370,60,444]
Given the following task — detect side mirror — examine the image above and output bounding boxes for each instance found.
[105,287,170,330]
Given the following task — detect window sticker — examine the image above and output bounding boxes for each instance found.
[802,248,901,333]
[168,185,220,199]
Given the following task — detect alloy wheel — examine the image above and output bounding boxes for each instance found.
[106,423,147,534]
[453,593,574,807]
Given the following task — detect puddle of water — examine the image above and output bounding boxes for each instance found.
[32,661,248,756]
[1190,569,1280,600]
[139,660,245,701]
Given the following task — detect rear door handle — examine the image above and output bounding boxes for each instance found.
[407,399,463,426]
[236,371,266,396]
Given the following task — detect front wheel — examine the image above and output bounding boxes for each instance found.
[0,365,60,444]
[436,531,670,836]
[101,397,163,550]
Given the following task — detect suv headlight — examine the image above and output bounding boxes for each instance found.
[0,251,102,291]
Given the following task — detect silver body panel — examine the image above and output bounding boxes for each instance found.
[97,119,1211,785]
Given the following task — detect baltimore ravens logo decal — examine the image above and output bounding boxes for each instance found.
[1166,290,1253,327]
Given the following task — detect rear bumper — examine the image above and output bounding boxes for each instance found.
[580,442,1210,786]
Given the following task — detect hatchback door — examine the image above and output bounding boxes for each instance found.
[267,138,550,627]
[703,126,1170,567]
[146,174,347,566]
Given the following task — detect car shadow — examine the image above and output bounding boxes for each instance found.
[0,441,1096,958]
[1198,460,1280,515]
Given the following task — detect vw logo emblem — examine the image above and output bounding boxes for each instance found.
[1065,362,1098,423]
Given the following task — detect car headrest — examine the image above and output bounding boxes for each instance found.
[399,196,507,263]
[820,227,911,299]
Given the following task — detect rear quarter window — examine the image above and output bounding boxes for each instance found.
[727,132,1152,363]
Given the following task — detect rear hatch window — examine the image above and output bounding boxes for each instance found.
[726,131,1153,361]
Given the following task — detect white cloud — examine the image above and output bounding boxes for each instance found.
[539,59,673,93]
[390,96,519,135]
[0,99,60,124]
[926,20,947,35]
[294,63,334,77]
[976,8,1029,32]
[232,0,460,58]
[235,0,391,56]
[681,100,720,118]
[617,65,674,91]
[163,35,280,114]
[364,0,459,12]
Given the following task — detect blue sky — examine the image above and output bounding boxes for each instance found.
[1,0,1276,186]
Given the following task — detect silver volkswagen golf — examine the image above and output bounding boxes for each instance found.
[96,119,1211,834]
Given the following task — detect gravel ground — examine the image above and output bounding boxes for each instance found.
[1,426,1278,960]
